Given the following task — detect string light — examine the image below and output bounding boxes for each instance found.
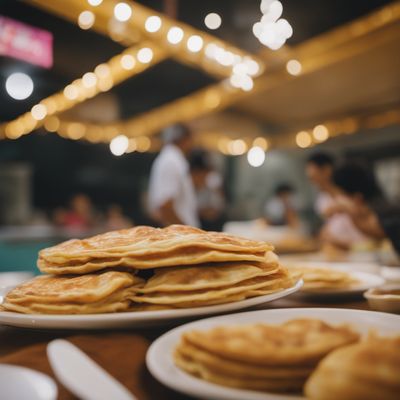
[136,136,151,152]
[120,54,136,70]
[67,122,85,139]
[137,47,153,63]
[64,84,79,100]
[78,11,95,30]
[253,1,293,50]
[286,59,302,75]
[5,72,34,100]
[114,2,132,22]
[253,137,268,150]
[110,134,129,155]
[94,63,111,78]
[44,116,60,132]
[167,26,184,44]
[228,139,247,155]
[31,104,47,120]
[204,13,222,30]
[145,15,162,33]
[82,72,97,88]
[296,130,312,148]
[87,0,102,6]
[187,35,204,53]
[247,146,265,167]
[313,124,329,141]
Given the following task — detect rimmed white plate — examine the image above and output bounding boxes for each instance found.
[0,364,58,400]
[0,280,302,330]
[285,263,384,298]
[146,308,400,400]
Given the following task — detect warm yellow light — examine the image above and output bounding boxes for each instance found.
[204,13,222,30]
[204,90,221,109]
[64,84,79,100]
[244,57,261,76]
[82,72,97,88]
[31,104,47,120]
[187,35,204,52]
[313,124,329,142]
[120,54,136,70]
[78,11,95,30]
[228,139,247,155]
[44,116,60,132]
[145,15,162,33]
[126,138,137,153]
[286,59,302,76]
[137,47,153,63]
[167,26,184,44]
[136,136,151,152]
[41,99,57,114]
[67,123,85,140]
[5,120,24,139]
[98,77,113,92]
[247,146,265,167]
[114,2,132,22]
[94,63,110,78]
[88,0,102,6]
[253,136,268,150]
[296,130,312,148]
[110,134,129,155]
[217,137,230,154]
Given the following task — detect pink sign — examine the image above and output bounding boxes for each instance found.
[0,16,53,68]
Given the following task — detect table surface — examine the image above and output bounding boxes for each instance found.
[0,297,370,399]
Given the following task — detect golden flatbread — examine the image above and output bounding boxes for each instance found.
[37,249,267,274]
[1,271,144,314]
[287,266,359,291]
[40,225,273,261]
[138,260,280,294]
[182,319,359,366]
[305,335,400,400]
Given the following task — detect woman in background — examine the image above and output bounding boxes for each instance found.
[332,162,400,255]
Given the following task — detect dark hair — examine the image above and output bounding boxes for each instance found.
[189,149,210,172]
[275,183,294,196]
[333,162,382,201]
[307,152,335,167]
[162,124,191,144]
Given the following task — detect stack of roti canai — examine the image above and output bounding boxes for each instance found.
[1,225,295,314]
[174,318,360,393]
[286,266,359,292]
[1,271,144,314]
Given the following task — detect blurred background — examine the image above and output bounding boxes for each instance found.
[1,0,399,273]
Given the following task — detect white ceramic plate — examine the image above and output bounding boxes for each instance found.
[0,271,34,289]
[0,364,58,400]
[0,280,302,330]
[146,308,400,400]
[285,263,384,298]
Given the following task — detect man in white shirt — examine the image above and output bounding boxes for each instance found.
[148,124,199,227]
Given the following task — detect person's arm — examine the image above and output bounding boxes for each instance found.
[324,202,385,239]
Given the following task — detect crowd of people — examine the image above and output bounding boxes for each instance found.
[147,124,399,257]
[39,123,398,258]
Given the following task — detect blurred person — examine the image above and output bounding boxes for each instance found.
[189,149,226,231]
[105,204,133,231]
[148,124,199,227]
[264,183,300,228]
[54,194,95,231]
[332,162,400,254]
[306,152,367,249]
